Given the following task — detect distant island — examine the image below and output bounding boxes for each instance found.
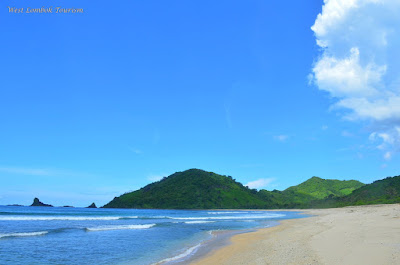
[86,203,97,208]
[30,197,53,207]
[7,198,99,208]
[103,168,400,209]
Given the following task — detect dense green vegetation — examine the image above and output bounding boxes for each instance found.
[285,176,364,199]
[258,189,317,209]
[257,177,364,208]
[103,169,400,209]
[103,169,267,209]
[314,175,400,208]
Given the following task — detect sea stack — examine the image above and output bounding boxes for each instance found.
[87,202,97,208]
[30,198,53,207]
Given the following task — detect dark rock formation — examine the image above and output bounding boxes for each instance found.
[86,202,97,208]
[30,198,53,207]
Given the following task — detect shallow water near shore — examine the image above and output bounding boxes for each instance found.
[0,206,306,265]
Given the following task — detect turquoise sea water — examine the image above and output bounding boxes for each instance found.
[0,206,305,264]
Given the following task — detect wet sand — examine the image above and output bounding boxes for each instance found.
[190,204,400,265]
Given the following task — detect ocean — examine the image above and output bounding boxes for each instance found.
[0,206,305,264]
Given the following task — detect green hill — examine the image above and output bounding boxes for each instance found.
[258,189,316,209]
[316,175,400,207]
[102,169,400,209]
[285,176,364,199]
[258,177,364,208]
[103,169,267,209]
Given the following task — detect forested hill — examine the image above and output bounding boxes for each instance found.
[103,169,373,209]
[284,176,364,199]
[314,175,400,208]
[103,169,267,209]
[257,177,364,208]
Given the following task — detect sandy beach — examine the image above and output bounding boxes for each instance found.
[191,204,400,265]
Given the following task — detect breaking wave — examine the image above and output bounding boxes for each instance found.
[207,211,246,214]
[184,221,215,224]
[152,243,201,264]
[0,216,138,221]
[0,231,48,239]
[85,224,156,232]
[170,213,285,220]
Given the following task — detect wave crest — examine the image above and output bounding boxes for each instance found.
[207,211,245,214]
[0,231,48,239]
[152,243,201,264]
[0,216,138,221]
[86,224,156,232]
[184,221,215,224]
[171,213,285,220]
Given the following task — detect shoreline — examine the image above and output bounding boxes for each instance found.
[160,223,280,265]
[160,211,306,265]
[190,204,400,265]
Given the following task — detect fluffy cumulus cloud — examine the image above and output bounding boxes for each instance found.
[311,0,400,158]
[245,178,274,190]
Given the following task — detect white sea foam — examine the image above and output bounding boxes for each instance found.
[0,216,138,221]
[171,213,285,220]
[207,211,245,214]
[86,224,156,231]
[184,221,215,224]
[0,231,48,239]
[153,243,201,265]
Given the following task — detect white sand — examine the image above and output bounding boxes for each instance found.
[191,204,400,265]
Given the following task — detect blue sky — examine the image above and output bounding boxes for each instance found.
[1,0,399,207]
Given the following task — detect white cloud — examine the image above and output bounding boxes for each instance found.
[311,0,400,158]
[274,135,289,142]
[369,127,400,156]
[245,178,274,190]
[313,47,386,99]
[384,151,392,160]
[322,125,328,130]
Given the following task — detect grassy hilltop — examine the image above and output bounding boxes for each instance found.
[314,175,400,208]
[258,176,364,209]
